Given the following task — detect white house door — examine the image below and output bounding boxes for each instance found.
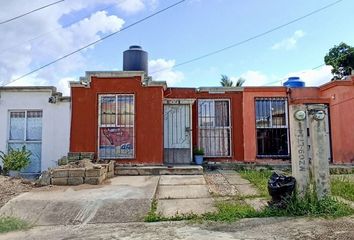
[8,111,42,175]
[163,104,192,165]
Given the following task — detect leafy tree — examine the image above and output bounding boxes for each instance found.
[220,75,246,87]
[220,74,234,87]
[324,42,354,79]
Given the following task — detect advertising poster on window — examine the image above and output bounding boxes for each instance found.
[99,127,134,158]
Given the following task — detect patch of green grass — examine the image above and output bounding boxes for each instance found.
[203,193,353,222]
[144,199,161,222]
[0,217,28,234]
[331,177,354,201]
[238,169,273,197]
[144,199,197,222]
[263,192,353,218]
[203,201,258,222]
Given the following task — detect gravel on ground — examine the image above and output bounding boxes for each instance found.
[0,176,34,208]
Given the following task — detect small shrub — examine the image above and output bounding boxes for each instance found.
[0,146,31,172]
[0,217,29,233]
[263,191,353,218]
[193,147,204,156]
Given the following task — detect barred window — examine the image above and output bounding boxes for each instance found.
[255,98,289,157]
[98,94,135,159]
[198,99,231,157]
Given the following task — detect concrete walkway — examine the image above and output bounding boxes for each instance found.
[156,175,216,217]
[205,170,268,211]
[0,176,159,225]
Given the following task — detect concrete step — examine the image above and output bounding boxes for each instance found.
[114,165,203,176]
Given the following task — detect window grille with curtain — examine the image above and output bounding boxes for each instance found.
[98,94,135,159]
[8,110,43,173]
[255,98,289,158]
[198,99,231,157]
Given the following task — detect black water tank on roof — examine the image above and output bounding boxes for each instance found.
[123,45,148,74]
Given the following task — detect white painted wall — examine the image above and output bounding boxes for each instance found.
[0,89,71,172]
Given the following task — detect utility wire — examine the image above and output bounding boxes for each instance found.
[4,0,186,86]
[0,0,127,54]
[150,0,344,75]
[0,0,65,25]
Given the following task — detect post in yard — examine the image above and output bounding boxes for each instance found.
[307,104,331,199]
[289,104,310,195]
[289,104,331,199]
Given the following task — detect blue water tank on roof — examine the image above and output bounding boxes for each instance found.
[283,76,305,88]
[123,45,148,74]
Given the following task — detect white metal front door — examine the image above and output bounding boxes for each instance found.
[164,104,192,164]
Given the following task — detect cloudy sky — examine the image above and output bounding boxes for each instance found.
[1,0,354,95]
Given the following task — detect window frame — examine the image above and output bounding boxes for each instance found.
[197,99,232,157]
[255,97,290,158]
[7,110,43,145]
[98,94,136,159]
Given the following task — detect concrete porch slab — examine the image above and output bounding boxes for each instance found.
[157,185,210,199]
[115,165,203,176]
[157,198,216,217]
[159,175,206,185]
[0,176,160,225]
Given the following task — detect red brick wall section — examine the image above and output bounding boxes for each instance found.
[164,88,244,161]
[70,76,164,164]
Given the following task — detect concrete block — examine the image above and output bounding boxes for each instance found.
[115,168,139,176]
[68,168,85,177]
[108,161,114,172]
[84,176,104,185]
[80,152,95,160]
[86,168,104,177]
[52,169,69,178]
[137,168,160,175]
[107,171,115,179]
[51,177,68,185]
[68,177,84,185]
[67,152,80,161]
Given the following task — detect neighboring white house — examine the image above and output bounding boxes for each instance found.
[0,87,70,176]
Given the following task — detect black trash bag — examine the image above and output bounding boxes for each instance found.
[268,172,296,207]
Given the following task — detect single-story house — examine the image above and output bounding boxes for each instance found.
[69,47,354,165]
[0,86,71,176]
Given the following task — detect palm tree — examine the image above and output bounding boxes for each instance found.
[220,74,234,87]
[235,77,246,87]
[220,74,246,87]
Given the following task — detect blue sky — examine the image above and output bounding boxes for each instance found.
[1,0,354,94]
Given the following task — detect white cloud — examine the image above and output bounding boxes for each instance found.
[0,0,159,91]
[231,70,273,86]
[271,30,305,50]
[57,77,75,96]
[284,65,333,86]
[149,59,184,86]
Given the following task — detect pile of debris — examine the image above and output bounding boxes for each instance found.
[0,176,34,208]
[38,159,115,186]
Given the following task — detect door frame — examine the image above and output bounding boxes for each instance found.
[163,99,195,164]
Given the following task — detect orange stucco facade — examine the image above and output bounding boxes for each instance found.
[70,72,354,164]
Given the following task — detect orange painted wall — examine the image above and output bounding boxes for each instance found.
[164,88,244,161]
[242,87,287,162]
[320,78,354,163]
[70,76,164,164]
